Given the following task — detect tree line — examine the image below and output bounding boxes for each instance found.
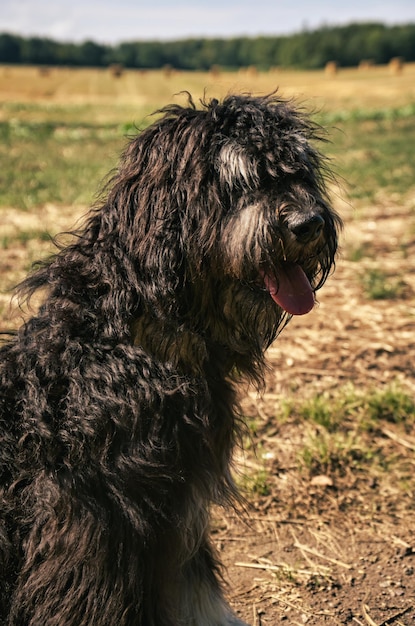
[1,22,414,70]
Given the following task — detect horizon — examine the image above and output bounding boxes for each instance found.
[3,0,415,46]
[2,18,415,46]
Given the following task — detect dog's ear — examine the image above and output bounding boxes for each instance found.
[101,115,206,312]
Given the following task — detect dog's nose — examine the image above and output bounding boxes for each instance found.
[287,214,325,244]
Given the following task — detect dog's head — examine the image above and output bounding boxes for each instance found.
[208,95,341,315]
[107,94,341,363]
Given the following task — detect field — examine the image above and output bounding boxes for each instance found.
[1,63,415,624]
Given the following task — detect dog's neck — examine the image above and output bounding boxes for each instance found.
[130,314,264,386]
[131,315,209,376]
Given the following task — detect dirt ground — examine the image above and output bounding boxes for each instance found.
[218,192,415,625]
[1,191,414,625]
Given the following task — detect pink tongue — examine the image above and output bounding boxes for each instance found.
[263,264,315,315]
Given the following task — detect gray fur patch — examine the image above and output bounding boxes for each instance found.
[216,141,258,189]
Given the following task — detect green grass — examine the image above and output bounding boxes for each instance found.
[1,229,52,249]
[365,384,415,425]
[347,243,375,262]
[0,100,158,211]
[319,102,415,125]
[281,384,415,476]
[360,268,407,300]
[240,467,271,497]
[0,101,153,126]
[1,101,414,210]
[0,118,129,210]
[300,430,374,476]
[285,383,415,430]
[323,113,415,202]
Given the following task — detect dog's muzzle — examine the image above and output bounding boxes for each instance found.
[286,213,325,244]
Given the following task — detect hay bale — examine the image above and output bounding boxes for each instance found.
[389,57,404,75]
[358,59,375,70]
[163,64,175,78]
[38,66,51,77]
[243,65,258,78]
[209,65,221,78]
[325,61,338,76]
[109,63,124,78]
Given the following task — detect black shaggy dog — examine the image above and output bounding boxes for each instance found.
[0,94,341,625]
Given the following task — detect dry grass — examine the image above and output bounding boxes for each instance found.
[1,63,415,117]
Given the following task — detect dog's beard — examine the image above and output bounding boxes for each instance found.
[217,200,335,321]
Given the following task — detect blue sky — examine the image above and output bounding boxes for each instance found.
[3,0,415,43]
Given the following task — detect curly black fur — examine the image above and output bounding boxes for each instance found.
[0,93,341,625]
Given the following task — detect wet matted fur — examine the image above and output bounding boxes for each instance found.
[0,94,341,625]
